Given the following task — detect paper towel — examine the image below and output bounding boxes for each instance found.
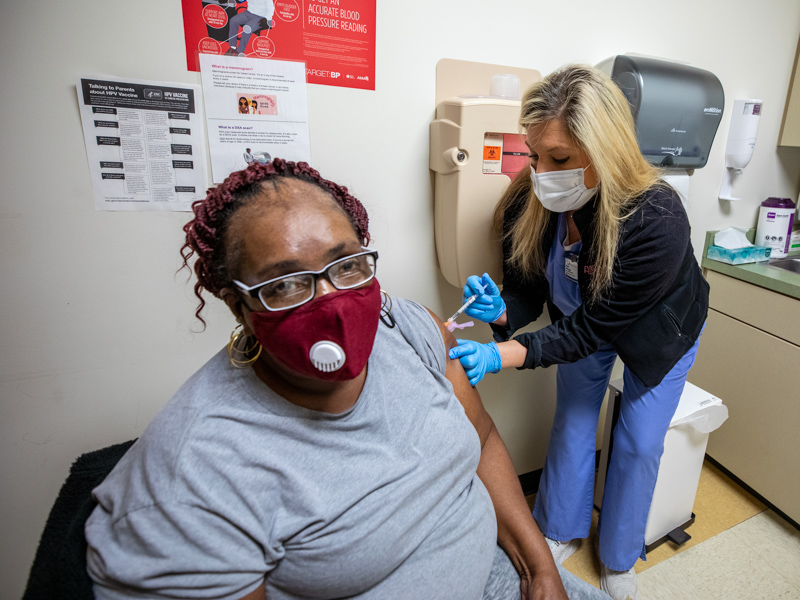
[663,172,690,209]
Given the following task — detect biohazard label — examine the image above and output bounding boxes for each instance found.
[484,146,501,160]
[483,133,503,174]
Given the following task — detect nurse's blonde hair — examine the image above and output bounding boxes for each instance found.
[493,64,663,301]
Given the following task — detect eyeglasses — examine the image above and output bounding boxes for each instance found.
[233,248,378,311]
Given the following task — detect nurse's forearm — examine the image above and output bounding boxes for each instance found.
[492,311,508,327]
[497,340,527,370]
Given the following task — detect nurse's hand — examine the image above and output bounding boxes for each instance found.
[463,273,506,323]
[448,340,502,386]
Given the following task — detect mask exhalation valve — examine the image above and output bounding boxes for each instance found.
[309,341,346,372]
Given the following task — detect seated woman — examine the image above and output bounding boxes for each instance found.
[85,159,609,600]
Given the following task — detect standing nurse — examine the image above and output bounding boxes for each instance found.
[450,65,709,600]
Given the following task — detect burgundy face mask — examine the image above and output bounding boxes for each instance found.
[249,281,381,381]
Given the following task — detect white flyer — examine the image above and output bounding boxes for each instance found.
[76,75,209,211]
[199,54,310,183]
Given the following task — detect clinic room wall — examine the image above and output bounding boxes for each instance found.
[2,1,800,596]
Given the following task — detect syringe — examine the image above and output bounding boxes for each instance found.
[444,295,478,328]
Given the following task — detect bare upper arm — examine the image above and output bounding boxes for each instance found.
[424,307,495,447]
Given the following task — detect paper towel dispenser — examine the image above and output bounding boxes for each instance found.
[597,55,724,169]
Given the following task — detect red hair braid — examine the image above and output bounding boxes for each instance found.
[180,159,370,326]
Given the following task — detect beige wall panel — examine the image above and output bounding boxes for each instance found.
[779,34,800,146]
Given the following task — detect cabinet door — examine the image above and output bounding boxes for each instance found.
[690,308,800,522]
[780,33,800,146]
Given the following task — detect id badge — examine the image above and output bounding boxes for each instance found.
[564,252,579,282]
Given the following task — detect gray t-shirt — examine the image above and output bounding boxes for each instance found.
[86,298,497,600]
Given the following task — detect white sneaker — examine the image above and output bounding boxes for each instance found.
[544,536,580,565]
[599,564,640,600]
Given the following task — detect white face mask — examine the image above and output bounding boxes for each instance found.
[530,165,597,213]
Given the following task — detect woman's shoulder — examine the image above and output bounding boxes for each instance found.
[382,296,447,376]
[387,296,442,338]
[623,182,688,230]
[95,350,263,497]
[634,181,686,217]
[170,347,241,409]
[390,296,436,326]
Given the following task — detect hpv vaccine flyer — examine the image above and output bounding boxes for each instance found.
[182,0,376,90]
[199,54,311,183]
[76,75,209,211]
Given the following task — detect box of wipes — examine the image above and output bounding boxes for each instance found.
[756,197,796,259]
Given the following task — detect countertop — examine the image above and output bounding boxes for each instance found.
[702,230,800,300]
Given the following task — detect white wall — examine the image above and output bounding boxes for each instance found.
[2,1,799,596]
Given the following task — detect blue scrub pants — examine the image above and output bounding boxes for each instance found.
[532,333,703,572]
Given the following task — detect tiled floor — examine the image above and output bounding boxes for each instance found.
[637,512,800,599]
[528,461,800,599]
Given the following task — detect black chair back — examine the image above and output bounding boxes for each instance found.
[23,439,136,600]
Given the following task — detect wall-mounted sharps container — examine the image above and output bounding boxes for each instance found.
[429,59,542,288]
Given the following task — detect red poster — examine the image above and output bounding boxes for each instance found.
[181,0,376,90]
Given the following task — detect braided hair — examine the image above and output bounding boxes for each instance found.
[180,159,370,324]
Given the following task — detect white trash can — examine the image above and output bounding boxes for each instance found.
[594,379,728,551]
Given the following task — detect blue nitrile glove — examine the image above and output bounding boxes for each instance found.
[448,340,502,386]
[462,273,506,323]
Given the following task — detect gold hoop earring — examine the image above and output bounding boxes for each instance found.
[380,289,396,329]
[228,323,263,368]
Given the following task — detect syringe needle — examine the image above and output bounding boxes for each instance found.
[444,294,478,326]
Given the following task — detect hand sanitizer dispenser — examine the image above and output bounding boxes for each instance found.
[430,59,541,288]
[719,99,763,201]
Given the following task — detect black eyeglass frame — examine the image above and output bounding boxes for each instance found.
[233,247,378,312]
